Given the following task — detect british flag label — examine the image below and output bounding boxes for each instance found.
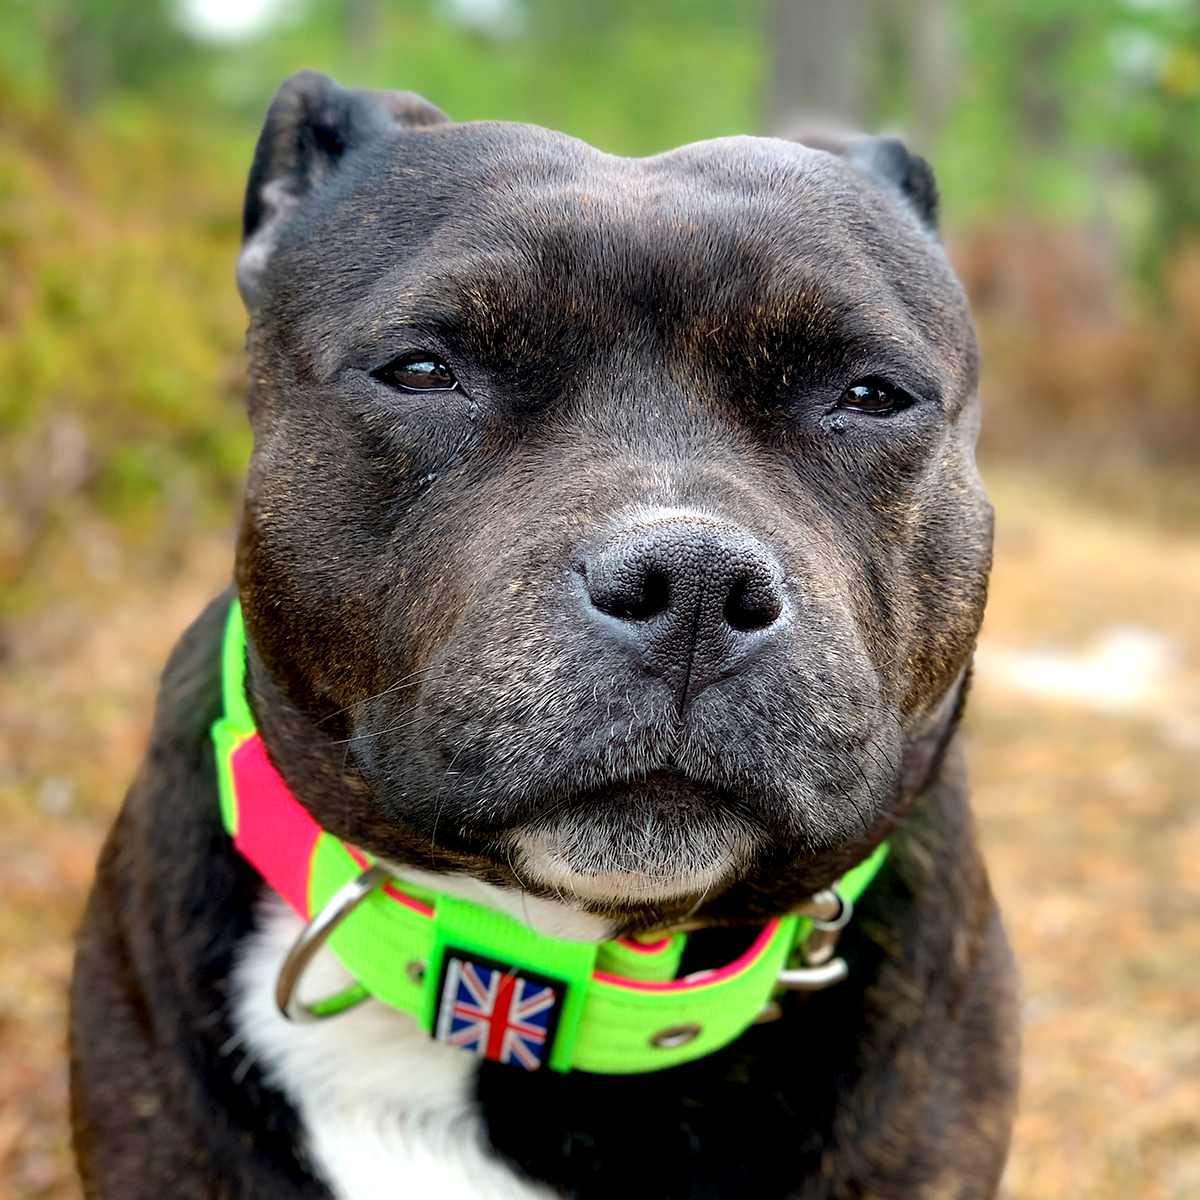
[433,950,564,1071]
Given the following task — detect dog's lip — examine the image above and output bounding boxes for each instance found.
[534,766,749,820]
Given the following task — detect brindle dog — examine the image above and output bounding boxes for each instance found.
[71,71,1018,1200]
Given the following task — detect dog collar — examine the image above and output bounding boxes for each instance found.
[212,600,888,1074]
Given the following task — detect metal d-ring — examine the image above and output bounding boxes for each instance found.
[799,890,855,966]
[811,889,854,933]
[776,957,850,991]
[771,888,856,992]
[275,863,391,1023]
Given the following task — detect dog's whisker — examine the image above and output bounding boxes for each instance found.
[314,665,440,725]
[428,740,473,860]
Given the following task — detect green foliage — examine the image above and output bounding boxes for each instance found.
[196,0,763,156]
[0,86,249,598]
[935,0,1200,275]
[6,0,1200,238]
[0,0,211,110]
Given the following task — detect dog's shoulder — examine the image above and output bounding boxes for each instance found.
[71,591,329,1199]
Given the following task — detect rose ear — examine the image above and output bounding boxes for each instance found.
[786,129,939,235]
[844,135,939,234]
[237,70,449,308]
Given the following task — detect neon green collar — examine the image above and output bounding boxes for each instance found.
[212,600,888,1074]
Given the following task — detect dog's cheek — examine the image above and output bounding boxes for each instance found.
[789,413,991,714]
[356,383,486,493]
[890,443,993,717]
[237,401,476,717]
[682,653,900,845]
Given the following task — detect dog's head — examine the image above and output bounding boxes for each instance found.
[234,72,990,933]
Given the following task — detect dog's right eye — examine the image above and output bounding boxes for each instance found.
[371,352,459,392]
[837,378,912,415]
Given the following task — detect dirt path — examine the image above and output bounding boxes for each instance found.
[1,466,1197,1199]
[973,469,1200,1200]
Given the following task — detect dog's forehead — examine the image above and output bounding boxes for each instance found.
[421,126,843,219]
[378,122,831,194]
[296,121,942,285]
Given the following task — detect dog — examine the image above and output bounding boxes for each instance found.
[70,70,1018,1199]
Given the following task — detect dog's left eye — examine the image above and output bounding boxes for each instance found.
[838,379,911,415]
[371,352,459,392]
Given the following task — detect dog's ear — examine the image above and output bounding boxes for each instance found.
[237,70,449,308]
[789,130,939,235]
[845,135,938,234]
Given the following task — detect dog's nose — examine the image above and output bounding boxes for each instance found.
[581,517,786,709]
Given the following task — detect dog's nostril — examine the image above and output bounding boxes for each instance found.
[724,576,784,633]
[593,568,670,622]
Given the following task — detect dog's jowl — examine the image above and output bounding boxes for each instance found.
[70,72,1019,1200]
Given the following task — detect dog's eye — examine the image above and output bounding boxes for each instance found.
[838,380,911,415]
[372,352,458,392]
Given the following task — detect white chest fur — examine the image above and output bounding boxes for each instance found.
[231,893,567,1200]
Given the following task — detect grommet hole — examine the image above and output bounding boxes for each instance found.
[649,1023,702,1049]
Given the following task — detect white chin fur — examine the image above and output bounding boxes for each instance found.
[386,863,616,941]
[510,822,753,904]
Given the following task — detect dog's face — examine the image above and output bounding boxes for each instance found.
[235,73,990,930]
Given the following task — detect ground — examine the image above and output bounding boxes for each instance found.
[0,464,1197,1200]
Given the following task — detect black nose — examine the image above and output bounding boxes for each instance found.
[582,517,786,709]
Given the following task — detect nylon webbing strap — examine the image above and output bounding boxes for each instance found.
[212,600,889,1074]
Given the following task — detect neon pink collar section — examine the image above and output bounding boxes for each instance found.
[592,920,781,993]
[229,734,320,918]
[226,733,437,923]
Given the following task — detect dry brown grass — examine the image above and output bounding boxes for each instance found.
[1,464,1198,1199]
[0,530,235,1200]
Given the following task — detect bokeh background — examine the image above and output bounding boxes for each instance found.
[1,1,1199,1197]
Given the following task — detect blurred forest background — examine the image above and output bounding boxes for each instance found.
[1,1,1199,1198]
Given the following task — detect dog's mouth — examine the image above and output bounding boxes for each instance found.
[508,770,762,907]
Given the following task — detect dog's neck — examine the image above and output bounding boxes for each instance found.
[214,600,892,1076]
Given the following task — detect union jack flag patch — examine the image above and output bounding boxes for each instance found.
[433,950,564,1071]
